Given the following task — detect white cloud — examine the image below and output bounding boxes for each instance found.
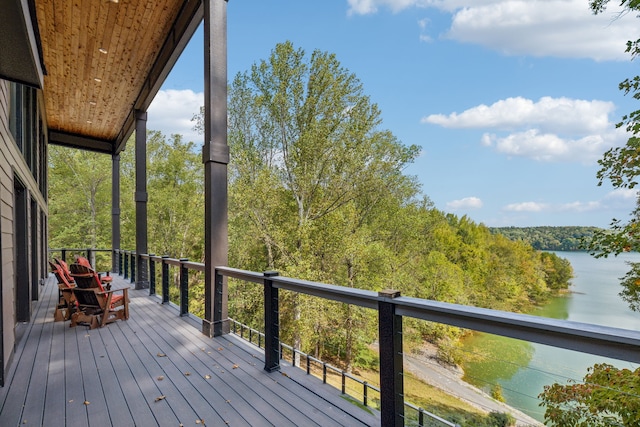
[605,188,638,201]
[482,130,610,163]
[147,89,204,145]
[347,0,421,15]
[423,97,614,134]
[558,201,602,212]
[503,201,547,212]
[502,195,635,215]
[347,0,634,61]
[424,96,627,163]
[446,196,483,210]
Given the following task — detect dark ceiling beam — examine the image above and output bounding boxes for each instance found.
[48,130,114,155]
[114,0,204,154]
[0,0,44,88]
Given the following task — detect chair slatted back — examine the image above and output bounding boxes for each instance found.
[72,288,102,309]
[50,261,74,289]
[69,263,105,291]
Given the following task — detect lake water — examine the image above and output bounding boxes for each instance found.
[461,251,640,421]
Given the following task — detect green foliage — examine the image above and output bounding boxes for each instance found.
[48,145,112,249]
[490,226,601,251]
[490,384,506,403]
[487,411,515,427]
[539,251,574,290]
[540,363,640,426]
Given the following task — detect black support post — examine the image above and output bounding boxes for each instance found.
[202,0,229,337]
[180,259,189,316]
[263,271,280,372]
[378,289,404,427]
[135,110,149,289]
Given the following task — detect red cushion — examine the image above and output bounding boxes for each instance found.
[55,258,74,283]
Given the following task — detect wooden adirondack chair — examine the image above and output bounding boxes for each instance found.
[69,263,129,329]
[50,261,77,321]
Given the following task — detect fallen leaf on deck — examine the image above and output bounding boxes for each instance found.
[217,347,223,351]
[184,372,191,376]
[204,374,211,379]
[84,401,90,405]
[157,353,166,357]
[281,373,289,378]
[232,364,239,369]
[155,395,166,402]
[157,376,164,381]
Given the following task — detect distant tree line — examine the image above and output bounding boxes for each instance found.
[489,226,601,251]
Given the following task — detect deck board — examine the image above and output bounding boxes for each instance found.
[0,274,381,427]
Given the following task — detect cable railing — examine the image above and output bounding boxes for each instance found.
[228,318,457,427]
[49,248,640,427]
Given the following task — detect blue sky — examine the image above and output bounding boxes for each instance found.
[148,0,639,228]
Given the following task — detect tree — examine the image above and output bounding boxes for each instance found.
[203,41,422,369]
[48,145,112,250]
[540,2,640,425]
[540,364,640,426]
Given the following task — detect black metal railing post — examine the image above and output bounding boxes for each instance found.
[264,271,280,372]
[61,249,67,264]
[378,289,404,427]
[179,258,189,316]
[161,256,170,304]
[123,251,129,279]
[118,250,123,275]
[130,252,136,284]
[363,381,368,407]
[213,268,226,336]
[149,254,156,295]
[87,248,94,268]
[112,249,118,274]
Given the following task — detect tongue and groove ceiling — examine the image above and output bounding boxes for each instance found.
[34,0,203,154]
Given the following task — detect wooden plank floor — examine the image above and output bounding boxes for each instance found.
[0,275,381,427]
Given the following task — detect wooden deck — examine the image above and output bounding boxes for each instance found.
[0,275,381,427]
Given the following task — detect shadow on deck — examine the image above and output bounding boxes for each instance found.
[0,275,381,427]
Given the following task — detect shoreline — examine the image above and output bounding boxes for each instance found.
[406,346,544,427]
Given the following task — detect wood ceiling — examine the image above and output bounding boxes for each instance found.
[35,0,203,154]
